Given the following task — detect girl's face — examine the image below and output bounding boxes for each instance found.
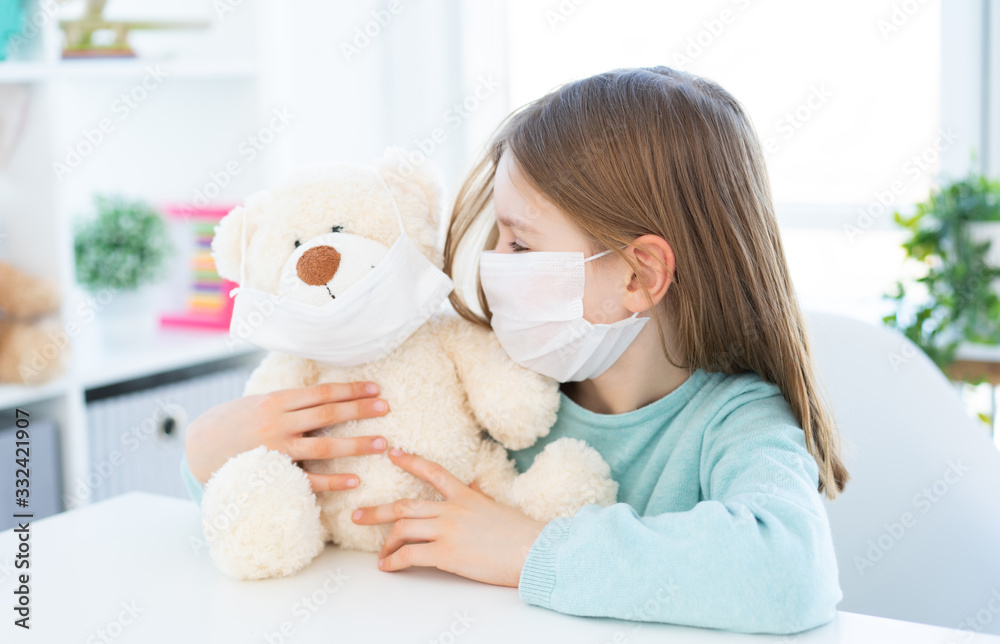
[491,150,632,325]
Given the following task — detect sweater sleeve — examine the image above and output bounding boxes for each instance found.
[516,395,843,635]
[179,453,205,506]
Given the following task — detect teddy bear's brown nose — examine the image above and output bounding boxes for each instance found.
[297,245,341,286]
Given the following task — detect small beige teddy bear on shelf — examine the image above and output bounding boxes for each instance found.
[200,148,618,581]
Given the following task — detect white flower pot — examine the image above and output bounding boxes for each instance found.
[967,221,1000,300]
[97,287,159,348]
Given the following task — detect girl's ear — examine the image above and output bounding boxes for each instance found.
[625,234,676,310]
[376,146,446,229]
[211,191,266,283]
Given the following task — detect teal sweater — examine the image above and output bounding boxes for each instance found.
[179,368,842,635]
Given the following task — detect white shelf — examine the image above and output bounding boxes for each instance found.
[0,376,69,411]
[955,342,1000,363]
[0,58,257,83]
[75,326,264,390]
[0,327,264,410]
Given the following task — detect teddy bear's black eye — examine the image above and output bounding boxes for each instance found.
[294,240,301,248]
[331,225,344,233]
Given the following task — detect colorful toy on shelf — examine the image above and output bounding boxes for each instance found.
[158,203,239,331]
[58,0,209,59]
[0,0,23,61]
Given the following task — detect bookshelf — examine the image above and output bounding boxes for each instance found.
[0,0,274,510]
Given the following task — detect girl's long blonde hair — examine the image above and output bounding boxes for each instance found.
[443,66,848,500]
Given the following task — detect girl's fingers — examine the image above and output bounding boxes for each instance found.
[385,449,466,500]
[352,497,443,525]
[274,381,381,412]
[288,435,388,461]
[378,543,437,572]
[306,472,362,493]
[285,397,390,433]
[378,518,440,559]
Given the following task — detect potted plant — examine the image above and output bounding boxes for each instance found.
[74,194,174,344]
[883,171,1000,373]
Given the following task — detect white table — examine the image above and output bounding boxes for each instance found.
[1,492,996,643]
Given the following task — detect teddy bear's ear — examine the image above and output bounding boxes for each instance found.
[211,191,265,284]
[376,146,446,228]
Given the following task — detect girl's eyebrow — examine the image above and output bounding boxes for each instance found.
[496,213,540,235]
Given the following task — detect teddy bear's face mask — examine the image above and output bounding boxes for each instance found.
[227,171,455,366]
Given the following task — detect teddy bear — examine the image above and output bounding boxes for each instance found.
[0,261,66,386]
[199,148,619,581]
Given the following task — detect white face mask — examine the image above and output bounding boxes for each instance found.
[227,172,455,366]
[478,247,649,382]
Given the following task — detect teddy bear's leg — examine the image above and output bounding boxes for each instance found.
[506,438,620,523]
[201,446,326,580]
[471,438,523,509]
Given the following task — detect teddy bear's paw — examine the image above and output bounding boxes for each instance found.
[509,437,619,523]
[474,370,560,451]
[201,446,325,580]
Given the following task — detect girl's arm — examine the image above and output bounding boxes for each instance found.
[180,453,205,505]
[517,397,843,636]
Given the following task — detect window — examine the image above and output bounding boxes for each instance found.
[503,0,946,324]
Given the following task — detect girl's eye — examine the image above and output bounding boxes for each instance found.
[331,225,344,233]
[508,240,529,252]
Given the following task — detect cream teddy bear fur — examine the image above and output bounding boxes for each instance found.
[201,148,618,581]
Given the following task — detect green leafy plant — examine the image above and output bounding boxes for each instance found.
[74,194,174,293]
[883,171,1000,372]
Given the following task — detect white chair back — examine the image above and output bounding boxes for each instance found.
[807,310,1000,635]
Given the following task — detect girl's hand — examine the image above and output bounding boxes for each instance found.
[184,381,391,492]
[350,448,548,588]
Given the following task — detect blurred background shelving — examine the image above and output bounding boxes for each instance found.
[0,0,505,518]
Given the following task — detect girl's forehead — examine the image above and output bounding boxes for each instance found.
[495,152,557,232]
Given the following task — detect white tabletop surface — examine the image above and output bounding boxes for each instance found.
[1,492,997,643]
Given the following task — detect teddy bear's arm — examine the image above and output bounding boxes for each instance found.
[433,315,560,451]
[243,352,321,397]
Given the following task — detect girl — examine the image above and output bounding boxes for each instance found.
[182,65,848,635]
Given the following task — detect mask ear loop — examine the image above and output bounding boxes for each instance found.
[374,171,407,240]
[584,245,642,320]
[583,249,613,263]
[229,210,248,297]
